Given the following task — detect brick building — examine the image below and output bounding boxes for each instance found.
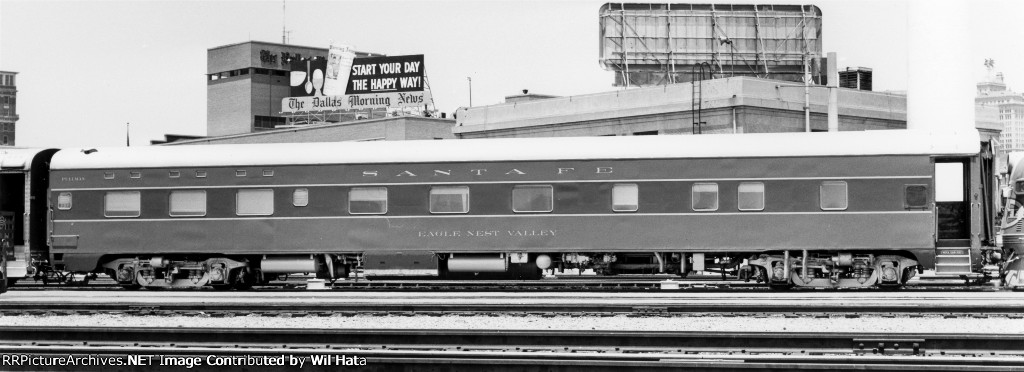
[0,71,18,146]
[206,41,380,137]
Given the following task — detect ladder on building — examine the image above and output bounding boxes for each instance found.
[692,62,712,134]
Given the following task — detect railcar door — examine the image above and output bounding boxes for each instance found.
[934,159,973,274]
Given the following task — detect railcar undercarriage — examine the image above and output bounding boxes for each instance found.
[99,254,359,290]
[73,250,928,290]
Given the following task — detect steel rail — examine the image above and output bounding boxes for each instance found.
[2,293,1023,316]
[0,327,1022,371]
[5,275,1000,292]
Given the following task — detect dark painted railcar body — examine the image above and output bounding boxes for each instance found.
[41,130,999,289]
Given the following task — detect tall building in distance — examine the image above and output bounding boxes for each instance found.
[976,60,1024,152]
[206,41,379,137]
[0,71,17,146]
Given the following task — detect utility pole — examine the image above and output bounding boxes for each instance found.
[282,0,287,44]
[467,77,473,107]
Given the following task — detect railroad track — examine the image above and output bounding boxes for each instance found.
[0,327,1021,371]
[6,274,1002,292]
[2,291,1023,317]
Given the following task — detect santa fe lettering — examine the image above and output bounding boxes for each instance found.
[360,167,613,177]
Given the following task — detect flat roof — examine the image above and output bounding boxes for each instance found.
[207,40,326,52]
[52,129,979,170]
[455,77,907,134]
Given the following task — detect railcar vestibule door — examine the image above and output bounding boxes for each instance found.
[934,158,973,274]
[0,172,23,293]
[935,161,969,241]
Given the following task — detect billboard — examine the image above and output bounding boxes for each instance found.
[598,3,823,85]
[284,50,430,113]
[289,58,328,97]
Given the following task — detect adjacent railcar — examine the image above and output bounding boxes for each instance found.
[42,129,1001,289]
[0,148,58,292]
[997,153,1024,288]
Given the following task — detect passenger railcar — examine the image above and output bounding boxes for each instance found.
[0,148,58,292]
[30,129,1006,290]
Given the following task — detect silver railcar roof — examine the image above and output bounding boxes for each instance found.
[0,148,55,170]
[50,129,981,170]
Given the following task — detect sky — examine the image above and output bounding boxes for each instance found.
[1,0,1022,147]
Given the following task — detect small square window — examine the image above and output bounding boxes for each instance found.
[169,190,206,217]
[103,172,115,180]
[611,184,638,212]
[196,171,207,178]
[236,189,274,216]
[905,185,928,209]
[263,169,274,177]
[57,192,72,210]
[738,182,765,211]
[293,188,309,207]
[236,170,247,177]
[169,171,180,178]
[349,187,387,214]
[430,186,469,213]
[691,183,719,211]
[104,191,141,218]
[129,171,141,179]
[512,185,553,213]
[820,181,848,210]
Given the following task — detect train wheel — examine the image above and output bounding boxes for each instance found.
[233,269,254,290]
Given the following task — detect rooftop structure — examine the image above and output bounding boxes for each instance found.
[976,64,1024,152]
[206,41,381,137]
[0,71,18,146]
[599,3,823,87]
[455,77,905,138]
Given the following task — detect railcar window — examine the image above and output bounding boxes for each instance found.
[169,191,207,217]
[57,192,72,210]
[349,187,388,214]
[236,189,274,216]
[905,185,928,209]
[935,163,964,202]
[293,188,309,207]
[612,184,639,212]
[429,186,469,214]
[691,183,719,211]
[819,181,848,210]
[738,182,765,211]
[104,191,141,218]
[512,185,553,213]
